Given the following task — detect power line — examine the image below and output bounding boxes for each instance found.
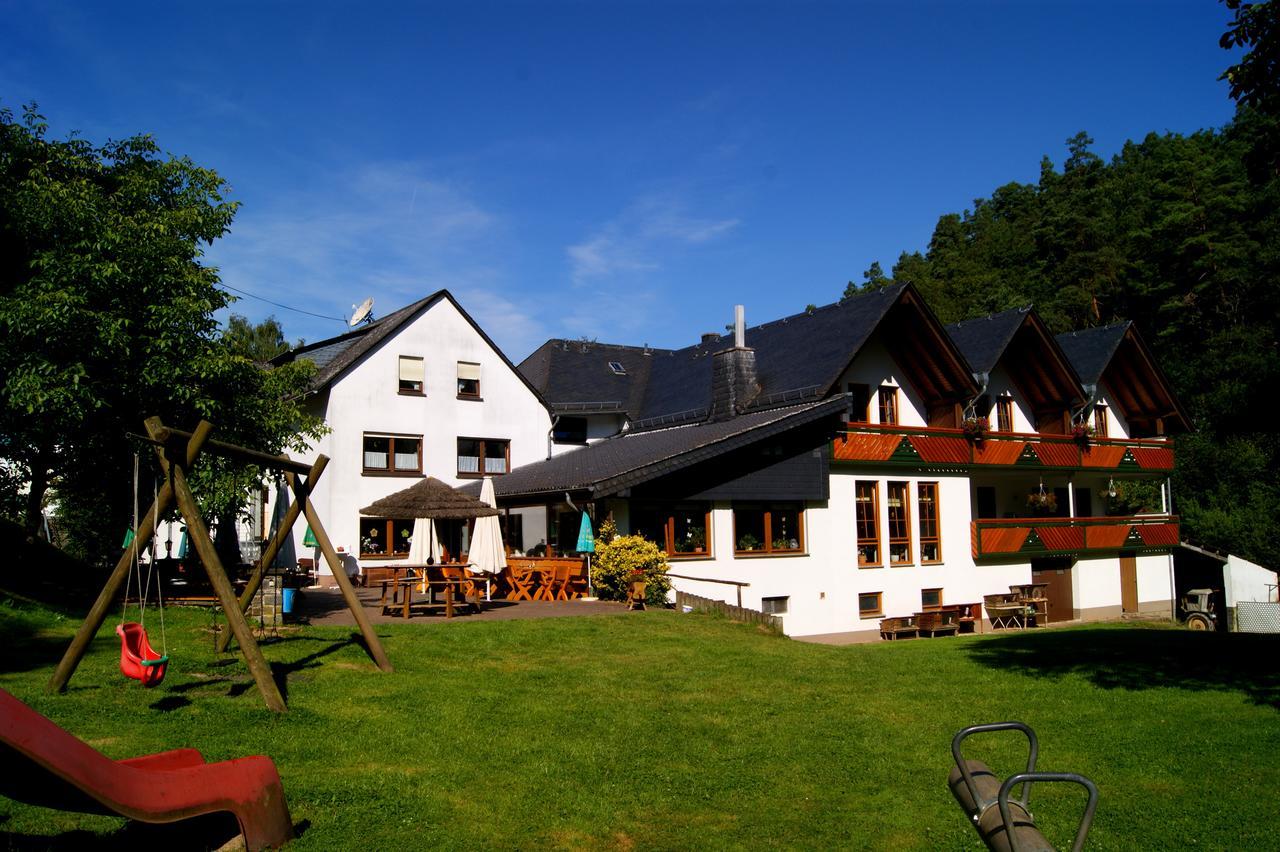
[219,283,348,323]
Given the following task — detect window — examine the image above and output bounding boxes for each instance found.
[398,356,424,395]
[498,513,523,553]
[363,433,422,475]
[457,361,481,398]
[1094,404,1109,438]
[996,395,1014,432]
[878,385,898,425]
[918,482,941,563]
[921,588,943,610]
[761,596,789,615]
[846,383,871,423]
[887,481,912,565]
[859,592,883,618]
[733,503,804,555]
[634,504,711,558]
[856,481,880,566]
[359,517,414,557]
[976,486,998,519]
[552,416,588,444]
[457,438,509,476]
[608,361,626,375]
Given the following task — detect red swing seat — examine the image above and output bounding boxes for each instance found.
[116,622,169,687]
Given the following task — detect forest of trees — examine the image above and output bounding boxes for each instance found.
[845,3,1279,568]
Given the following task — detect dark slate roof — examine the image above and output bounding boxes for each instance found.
[520,282,910,425]
[637,283,908,422]
[276,290,550,410]
[1054,323,1130,387]
[518,340,669,418]
[462,397,849,502]
[944,307,1031,375]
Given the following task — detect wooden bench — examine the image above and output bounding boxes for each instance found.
[948,721,1098,852]
[879,615,918,640]
[916,609,960,637]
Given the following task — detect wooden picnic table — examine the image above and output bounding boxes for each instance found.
[378,569,483,619]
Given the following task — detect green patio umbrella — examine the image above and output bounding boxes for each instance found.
[303,526,318,548]
[576,512,596,598]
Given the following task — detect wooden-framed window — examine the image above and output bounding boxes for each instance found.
[398,355,424,395]
[856,481,880,566]
[917,482,941,563]
[996,395,1014,432]
[921,588,943,610]
[362,433,422,475]
[633,503,711,558]
[846,383,871,423]
[761,596,789,615]
[887,481,912,565]
[359,517,414,557]
[878,385,899,425]
[457,361,481,398]
[1093,404,1109,438]
[732,503,804,555]
[457,438,509,476]
[859,591,883,618]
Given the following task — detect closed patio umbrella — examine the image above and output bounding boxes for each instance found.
[468,478,507,593]
[576,511,596,599]
[408,517,444,565]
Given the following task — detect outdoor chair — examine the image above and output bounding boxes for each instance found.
[505,563,537,601]
[563,561,589,599]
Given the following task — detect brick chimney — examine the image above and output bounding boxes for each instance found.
[709,305,760,421]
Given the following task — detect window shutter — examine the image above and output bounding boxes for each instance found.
[399,356,424,383]
[457,361,481,381]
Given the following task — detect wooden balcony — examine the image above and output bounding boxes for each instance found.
[971,515,1180,560]
[832,424,1174,474]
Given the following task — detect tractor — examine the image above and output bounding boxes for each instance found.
[1179,588,1218,631]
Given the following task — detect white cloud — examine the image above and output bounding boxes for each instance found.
[208,160,549,358]
[565,195,739,285]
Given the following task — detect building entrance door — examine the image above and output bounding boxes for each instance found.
[1031,558,1074,623]
[1120,552,1138,613]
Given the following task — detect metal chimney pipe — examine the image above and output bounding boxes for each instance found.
[734,305,745,348]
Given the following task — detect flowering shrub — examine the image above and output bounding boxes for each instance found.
[591,533,671,606]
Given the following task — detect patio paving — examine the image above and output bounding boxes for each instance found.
[294,584,631,626]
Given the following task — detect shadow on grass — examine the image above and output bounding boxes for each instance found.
[967,626,1280,710]
[0,612,71,675]
[1,811,247,849]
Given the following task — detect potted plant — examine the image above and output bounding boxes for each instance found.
[737,532,761,552]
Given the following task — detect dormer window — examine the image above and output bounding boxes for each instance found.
[457,361,481,399]
[1094,404,1109,438]
[608,361,626,375]
[996,395,1014,432]
[398,356,424,395]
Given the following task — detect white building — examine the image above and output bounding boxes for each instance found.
[502,283,1189,639]
[272,290,554,580]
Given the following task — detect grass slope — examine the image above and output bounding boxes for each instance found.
[1,597,1277,850]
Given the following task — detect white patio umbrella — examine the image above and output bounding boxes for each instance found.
[408,517,445,565]
[467,477,507,600]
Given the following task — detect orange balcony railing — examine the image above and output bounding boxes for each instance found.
[971,515,1180,560]
[832,424,1174,474]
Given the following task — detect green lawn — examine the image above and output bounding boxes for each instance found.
[1,596,1277,850]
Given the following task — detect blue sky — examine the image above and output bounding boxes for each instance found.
[2,1,1240,360]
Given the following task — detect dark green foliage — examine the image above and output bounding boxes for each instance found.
[849,112,1280,569]
[0,104,324,566]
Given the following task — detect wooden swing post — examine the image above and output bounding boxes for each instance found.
[287,469,393,673]
[155,423,288,714]
[216,456,328,655]
[46,420,212,695]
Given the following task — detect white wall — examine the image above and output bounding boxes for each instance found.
[835,337,928,426]
[984,365,1035,433]
[1225,554,1279,606]
[1092,383,1131,440]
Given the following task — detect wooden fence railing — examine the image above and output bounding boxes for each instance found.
[676,591,784,634]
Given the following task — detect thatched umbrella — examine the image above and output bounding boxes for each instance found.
[359,477,500,521]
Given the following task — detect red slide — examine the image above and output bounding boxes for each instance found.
[0,688,293,850]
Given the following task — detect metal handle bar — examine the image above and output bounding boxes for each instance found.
[951,721,1039,814]
[999,772,1099,852]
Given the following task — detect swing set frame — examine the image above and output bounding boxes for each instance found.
[46,417,393,713]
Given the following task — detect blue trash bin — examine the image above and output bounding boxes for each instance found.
[282,587,296,615]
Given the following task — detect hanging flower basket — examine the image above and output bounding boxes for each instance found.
[962,416,990,442]
[1026,490,1058,515]
[1071,422,1095,445]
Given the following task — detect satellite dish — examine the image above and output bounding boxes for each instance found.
[349,297,375,327]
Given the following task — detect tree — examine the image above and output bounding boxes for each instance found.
[223,314,298,363]
[1221,0,1280,115]
[0,104,323,564]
